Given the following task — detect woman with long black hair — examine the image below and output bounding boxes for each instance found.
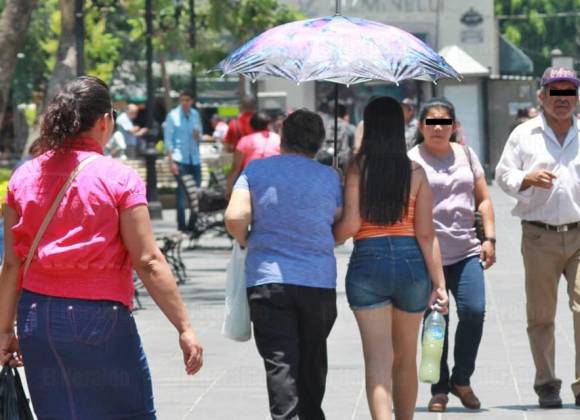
[334,96,448,420]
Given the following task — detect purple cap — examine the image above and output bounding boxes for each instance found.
[541,67,580,87]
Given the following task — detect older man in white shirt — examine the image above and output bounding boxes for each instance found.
[496,67,580,409]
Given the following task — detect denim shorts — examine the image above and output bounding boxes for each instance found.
[345,236,431,312]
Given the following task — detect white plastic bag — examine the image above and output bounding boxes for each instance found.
[222,242,251,341]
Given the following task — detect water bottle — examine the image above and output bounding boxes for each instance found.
[419,310,446,384]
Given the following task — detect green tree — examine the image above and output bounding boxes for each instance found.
[495,0,580,74]
[205,0,304,95]
[0,0,38,134]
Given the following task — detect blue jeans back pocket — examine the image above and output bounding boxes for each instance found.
[17,301,38,339]
[67,304,119,346]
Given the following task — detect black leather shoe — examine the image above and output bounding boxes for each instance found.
[575,393,580,407]
[537,384,562,409]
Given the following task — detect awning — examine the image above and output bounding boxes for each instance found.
[439,45,490,77]
[499,35,534,75]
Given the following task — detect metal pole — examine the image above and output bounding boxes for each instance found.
[434,0,440,51]
[75,0,85,76]
[189,0,197,101]
[333,83,339,168]
[145,0,162,219]
[335,0,341,16]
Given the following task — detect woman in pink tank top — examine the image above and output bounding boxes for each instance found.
[0,77,202,419]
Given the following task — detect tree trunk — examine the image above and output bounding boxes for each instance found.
[22,0,76,158]
[158,50,173,114]
[0,0,38,136]
[44,0,76,107]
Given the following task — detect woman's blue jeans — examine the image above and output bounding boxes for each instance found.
[426,255,486,395]
[17,290,156,420]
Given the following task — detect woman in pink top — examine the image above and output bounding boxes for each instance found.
[226,112,281,198]
[0,77,202,420]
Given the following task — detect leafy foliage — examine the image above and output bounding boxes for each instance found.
[495,0,580,74]
[9,0,304,103]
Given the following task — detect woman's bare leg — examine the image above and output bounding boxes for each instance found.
[391,307,423,420]
[353,305,394,420]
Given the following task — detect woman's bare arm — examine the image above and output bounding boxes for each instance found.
[225,189,252,247]
[225,151,245,200]
[121,205,202,375]
[414,168,448,311]
[333,164,361,244]
[474,175,496,269]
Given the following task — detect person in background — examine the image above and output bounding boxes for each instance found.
[317,104,354,170]
[224,95,257,153]
[164,90,204,232]
[116,103,147,158]
[334,96,448,420]
[209,114,229,142]
[0,76,203,419]
[495,67,580,409]
[528,106,540,118]
[105,128,127,160]
[273,111,286,136]
[225,109,342,420]
[409,98,496,412]
[510,107,533,133]
[455,121,467,145]
[225,112,281,199]
[401,98,418,150]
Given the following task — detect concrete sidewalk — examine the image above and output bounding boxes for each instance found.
[139,185,579,419]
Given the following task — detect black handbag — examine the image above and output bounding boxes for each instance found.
[463,146,485,243]
[0,365,34,420]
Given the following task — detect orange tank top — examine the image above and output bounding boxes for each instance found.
[354,197,416,240]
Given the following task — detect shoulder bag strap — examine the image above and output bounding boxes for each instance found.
[463,144,475,181]
[463,145,482,213]
[23,155,101,275]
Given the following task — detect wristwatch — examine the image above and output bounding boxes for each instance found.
[483,237,496,245]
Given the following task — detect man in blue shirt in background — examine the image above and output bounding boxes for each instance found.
[164,90,203,232]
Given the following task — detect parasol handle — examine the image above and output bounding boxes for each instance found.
[335,0,341,16]
[333,83,339,169]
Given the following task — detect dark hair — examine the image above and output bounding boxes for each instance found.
[240,95,256,111]
[180,89,194,99]
[281,109,325,157]
[250,111,271,131]
[332,103,348,119]
[40,76,111,151]
[516,107,529,118]
[414,97,457,145]
[318,102,330,114]
[356,96,411,225]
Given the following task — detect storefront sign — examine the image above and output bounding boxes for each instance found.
[460,8,484,27]
[460,7,484,44]
[461,29,484,44]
